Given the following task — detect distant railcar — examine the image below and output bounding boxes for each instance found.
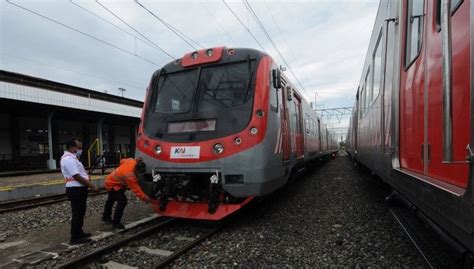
[136,47,338,220]
[346,0,473,264]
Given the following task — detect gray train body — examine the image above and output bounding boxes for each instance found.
[346,0,474,260]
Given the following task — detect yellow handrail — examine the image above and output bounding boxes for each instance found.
[87,138,100,168]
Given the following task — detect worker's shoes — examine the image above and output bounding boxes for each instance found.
[112,223,125,229]
[79,232,92,238]
[69,237,92,245]
[101,216,113,223]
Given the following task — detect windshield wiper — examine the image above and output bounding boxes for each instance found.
[243,57,253,103]
[202,89,229,108]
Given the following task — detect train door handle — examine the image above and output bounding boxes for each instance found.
[421,144,424,162]
[428,144,431,162]
[466,144,473,162]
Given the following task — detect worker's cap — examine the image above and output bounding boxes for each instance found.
[135,160,147,175]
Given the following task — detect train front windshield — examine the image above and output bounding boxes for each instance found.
[145,61,257,142]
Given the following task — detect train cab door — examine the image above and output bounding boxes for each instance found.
[400,0,469,189]
[399,0,426,175]
[424,0,470,188]
[280,85,290,162]
[293,94,304,159]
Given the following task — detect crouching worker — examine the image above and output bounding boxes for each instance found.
[102,158,151,229]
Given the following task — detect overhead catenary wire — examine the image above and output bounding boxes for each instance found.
[222,0,266,52]
[1,53,144,90]
[5,0,160,66]
[243,0,310,98]
[70,0,136,41]
[199,1,237,46]
[69,0,154,49]
[264,0,298,61]
[135,0,204,50]
[95,0,176,60]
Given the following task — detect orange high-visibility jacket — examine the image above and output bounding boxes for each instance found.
[105,158,148,200]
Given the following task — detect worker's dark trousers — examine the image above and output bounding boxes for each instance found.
[66,186,88,240]
[102,189,127,224]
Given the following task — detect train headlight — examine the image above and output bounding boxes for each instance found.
[144,140,150,148]
[191,51,198,59]
[256,110,264,118]
[206,49,214,57]
[250,127,258,135]
[154,145,162,155]
[213,143,224,154]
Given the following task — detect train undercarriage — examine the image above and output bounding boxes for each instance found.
[142,171,253,220]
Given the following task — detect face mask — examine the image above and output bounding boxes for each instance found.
[76,149,83,157]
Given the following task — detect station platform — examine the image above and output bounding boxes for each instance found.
[0,171,108,201]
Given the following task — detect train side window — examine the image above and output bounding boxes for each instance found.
[291,103,298,131]
[295,108,301,133]
[360,68,370,118]
[359,87,365,120]
[405,0,424,67]
[362,85,366,118]
[451,0,463,13]
[270,86,278,113]
[436,0,463,31]
[366,68,372,109]
[372,29,383,105]
[305,116,310,134]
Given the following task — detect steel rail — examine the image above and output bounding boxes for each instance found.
[154,224,224,268]
[58,217,176,269]
[389,208,434,269]
[0,189,107,214]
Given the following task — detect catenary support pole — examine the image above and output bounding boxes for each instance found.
[47,111,56,169]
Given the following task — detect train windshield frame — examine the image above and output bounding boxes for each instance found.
[153,61,254,114]
[145,60,257,142]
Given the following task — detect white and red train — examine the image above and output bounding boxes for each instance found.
[346,0,473,263]
[136,47,338,220]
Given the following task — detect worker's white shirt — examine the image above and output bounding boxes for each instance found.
[60,151,90,188]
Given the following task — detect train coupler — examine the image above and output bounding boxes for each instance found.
[160,177,174,211]
[152,171,169,211]
[208,172,221,214]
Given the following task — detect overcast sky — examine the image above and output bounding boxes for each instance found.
[0,0,379,135]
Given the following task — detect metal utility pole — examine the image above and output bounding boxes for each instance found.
[118,87,126,97]
[314,92,318,111]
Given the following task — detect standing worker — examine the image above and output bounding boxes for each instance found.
[61,138,98,245]
[102,158,151,229]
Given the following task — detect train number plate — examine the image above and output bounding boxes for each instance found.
[170,146,200,159]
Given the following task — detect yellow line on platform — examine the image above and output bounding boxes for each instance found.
[0,187,15,191]
[0,176,105,191]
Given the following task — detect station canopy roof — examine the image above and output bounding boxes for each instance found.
[0,70,143,118]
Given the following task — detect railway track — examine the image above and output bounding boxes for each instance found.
[0,189,107,214]
[389,206,455,268]
[57,218,223,268]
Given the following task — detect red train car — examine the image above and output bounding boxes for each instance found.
[346,0,473,264]
[136,47,338,220]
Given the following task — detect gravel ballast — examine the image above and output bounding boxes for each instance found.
[0,191,151,242]
[168,154,423,267]
[4,154,425,267]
